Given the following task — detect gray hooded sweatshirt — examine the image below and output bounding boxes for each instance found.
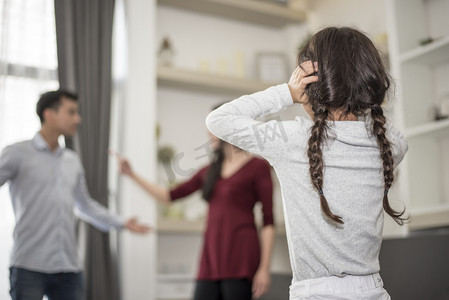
[206,83,408,282]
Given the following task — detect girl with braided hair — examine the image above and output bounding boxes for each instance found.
[206,27,408,299]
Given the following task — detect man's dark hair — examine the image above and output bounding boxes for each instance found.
[36,90,78,123]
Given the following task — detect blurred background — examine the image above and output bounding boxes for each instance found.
[0,0,448,299]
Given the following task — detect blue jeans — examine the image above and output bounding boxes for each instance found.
[9,267,85,300]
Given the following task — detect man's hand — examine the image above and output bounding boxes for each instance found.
[125,217,151,234]
[252,268,270,298]
[288,61,318,104]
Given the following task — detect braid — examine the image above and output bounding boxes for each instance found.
[371,105,408,225]
[307,109,343,224]
[202,142,225,201]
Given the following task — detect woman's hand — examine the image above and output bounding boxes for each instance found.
[118,159,134,177]
[109,150,134,177]
[288,61,318,104]
[252,268,270,298]
[109,150,171,204]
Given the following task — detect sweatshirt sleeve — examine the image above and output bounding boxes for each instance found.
[206,83,294,166]
[255,160,274,227]
[386,124,409,168]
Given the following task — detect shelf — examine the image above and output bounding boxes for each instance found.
[157,66,273,95]
[400,35,449,65]
[405,119,449,138]
[157,273,194,300]
[158,217,287,235]
[157,218,205,233]
[157,0,306,27]
[157,274,195,280]
[408,204,449,230]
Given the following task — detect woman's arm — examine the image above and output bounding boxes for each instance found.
[127,169,171,205]
[252,160,275,298]
[253,224,275,298]
[113,151,205,204]
[258,225,275,271]
[112,152,171,205]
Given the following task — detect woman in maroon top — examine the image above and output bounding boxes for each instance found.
[115,136,275,300]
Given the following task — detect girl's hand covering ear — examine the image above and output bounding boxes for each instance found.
[288,61,318,104]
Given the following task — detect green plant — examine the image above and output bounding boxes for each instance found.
[157,145,175,165]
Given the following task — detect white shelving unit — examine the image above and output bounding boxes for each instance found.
[157,216,286,235]
[156,0,305,232]
[399,35,449,64]
[156,3,304,299]
[157,66,272,94]
[157,0,306,27]
[405,118,449,139]
[408,204,449,230]
[157,217,205,234]
[156,0,306,95]
[387,0,449,230]
[157,272,195,300]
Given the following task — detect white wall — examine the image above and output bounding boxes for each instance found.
[154,0,392,280]
[118,0,158,299]
[156,4,309,277]
[157,6,307,80]
[155,0,390,187]
[118,1,393,297]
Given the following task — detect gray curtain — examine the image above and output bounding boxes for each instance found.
[54,1,119,300]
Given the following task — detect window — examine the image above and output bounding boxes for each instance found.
[0,0,58,297]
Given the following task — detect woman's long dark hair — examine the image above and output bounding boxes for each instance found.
[202,141,225,201]
[299,27,407,225]
[202,103,226,201]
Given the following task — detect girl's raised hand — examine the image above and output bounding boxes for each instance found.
[288,61,318,104]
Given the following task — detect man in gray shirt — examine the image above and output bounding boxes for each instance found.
[0,90,150,300]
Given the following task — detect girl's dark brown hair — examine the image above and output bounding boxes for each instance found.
[298,27,407,225]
